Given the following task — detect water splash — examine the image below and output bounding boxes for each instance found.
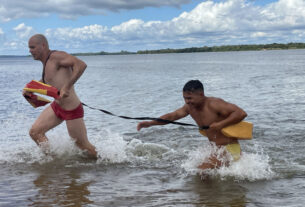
[0,112,275,181]
[181,142,275,181]
[126,138,173,159]
[0,117,176,167]
[93,128,129,164]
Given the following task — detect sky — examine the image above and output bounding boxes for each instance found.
[0,0,305,55]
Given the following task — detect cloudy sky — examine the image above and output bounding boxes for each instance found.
[0,0,305,55]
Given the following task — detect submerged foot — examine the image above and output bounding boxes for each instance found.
[80,150,99,160]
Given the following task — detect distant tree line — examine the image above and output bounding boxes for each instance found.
[137,43,305,54]
[72,50,135,56]
[71,42,305,56]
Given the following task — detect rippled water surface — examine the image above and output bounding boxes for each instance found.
[1,50,305,206]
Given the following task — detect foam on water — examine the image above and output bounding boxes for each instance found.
[181,142,275,181]
[0,113,175,167]
[93,128,129,163]
[0,109,275,181]
[1,113,276,181]
[1,51,305,206]
[0,118,85,165]
[126,138,173,159]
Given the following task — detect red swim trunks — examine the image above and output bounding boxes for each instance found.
[51,102,84,120]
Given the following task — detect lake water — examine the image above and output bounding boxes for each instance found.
[0,50,305,206]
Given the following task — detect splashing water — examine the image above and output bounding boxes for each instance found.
[181,142,275,181]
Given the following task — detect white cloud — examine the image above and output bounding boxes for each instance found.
[0,23,34,54]
[0,6,11,22]
[6,41,18,47]
[0,28,5,44]
[46,24,107,40]
[0,0,191,21]
[13,23,35,39]
[257,0,305,30]
[2,0,305,55]
[251,32,267,38]
[38,0,305,52]
[112,19,145,34]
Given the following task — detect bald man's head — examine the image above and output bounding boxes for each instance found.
[28,34,50,60]
[29,34,49,48]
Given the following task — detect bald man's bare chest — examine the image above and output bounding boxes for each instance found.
[44,62,71,89]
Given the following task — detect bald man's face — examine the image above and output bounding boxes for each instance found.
[28,37,45,60]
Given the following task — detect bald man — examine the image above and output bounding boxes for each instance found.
[25,34,97,158]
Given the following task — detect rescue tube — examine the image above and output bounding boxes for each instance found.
[23,80,59,108]
[23,80,59,99]
[199,121,253,140]
[23,93,51,108]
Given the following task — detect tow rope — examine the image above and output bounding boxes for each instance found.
[22,80,254,139]
[23,80,208,129]
[81,103,208,130]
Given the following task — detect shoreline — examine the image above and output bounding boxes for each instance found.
[1,42,305,57]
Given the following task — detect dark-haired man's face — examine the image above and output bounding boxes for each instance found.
[183,91,203,107]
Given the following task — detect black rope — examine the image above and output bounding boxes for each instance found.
[81,102,209,130]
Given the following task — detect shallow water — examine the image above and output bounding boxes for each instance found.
[0,50,305,206]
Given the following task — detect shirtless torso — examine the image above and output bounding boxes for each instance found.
[137,83,247,170]
[186,96,239,146]
[27,34,97,159]
[43,50,81,110]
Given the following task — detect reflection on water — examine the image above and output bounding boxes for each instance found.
[190,176,248,207]
[29,162,94,207]
[1,50,305,206]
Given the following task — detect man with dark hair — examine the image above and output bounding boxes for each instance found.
[183,79,204,92]
[25,34,97,158]
[137,80,247,170]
